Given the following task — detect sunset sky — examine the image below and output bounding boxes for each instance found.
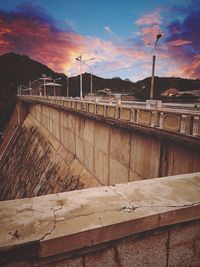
[0,0,199,81]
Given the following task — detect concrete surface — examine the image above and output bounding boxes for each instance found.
[0,172,200,263]
[0,114,100,200]
[27,104,200,185]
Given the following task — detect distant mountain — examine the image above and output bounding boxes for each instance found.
[133,76,200,100]
[0,52,67,132]
[0,52,200,132]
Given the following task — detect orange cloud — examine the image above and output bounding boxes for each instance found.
[135,11,161,25]
[0,5,153,80]
[167,39,192,46]
[180,55,200,78]
[141,25,162,45]
[0,12,83,73]
[0,3,199,81]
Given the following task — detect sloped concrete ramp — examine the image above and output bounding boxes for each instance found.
[0,115,100,200]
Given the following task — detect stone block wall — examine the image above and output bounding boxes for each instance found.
[3,221,200,267]
[64,222,198,267]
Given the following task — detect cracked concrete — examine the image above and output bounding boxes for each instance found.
[40,193,64,241]
[113,187,134,211]
[0,172,200,259]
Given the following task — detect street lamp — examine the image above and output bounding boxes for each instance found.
[76,55,95,98]
[83,62,96,96]
[150,33,162,100]
[90,67,93,95]
[88,64,96,96]
[53,77,62,97]
[66,76,69,98]
[39,75,52,97]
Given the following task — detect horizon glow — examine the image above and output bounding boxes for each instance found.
[0,0,199,82]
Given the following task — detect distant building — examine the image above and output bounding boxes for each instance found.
[161,88,200,102]
[31,78,62,96]
[97,88,112,96]
[161,88,180,97]
[96,88,137,101]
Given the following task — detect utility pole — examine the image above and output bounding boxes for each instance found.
[44,79,46,97]
[53,77,61,97]
[80,56,82,98]
[67,76,69,97]
[53,80,56,97]
[90,69,93,95]
[89,64,96,95]
[29,81,32,95]
[150,55,156,99]
[150,34,162,100]
[76,55,95,98]
[76,55,83,98]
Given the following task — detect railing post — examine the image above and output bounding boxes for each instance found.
[184,116,193,135]
[135,109,139,123]
[158,112,163,128]
[192,116,200,136]
[150,111,155,127]
[180,115,187,133]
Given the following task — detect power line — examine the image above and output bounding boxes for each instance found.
[95,57,169,76]
[96,61,152,75]
[71,58,169,77]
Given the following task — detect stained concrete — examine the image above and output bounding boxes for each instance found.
[0,172,199,265]
[28,104,200,185]
[0,115,100,200]
[1,98,200,266]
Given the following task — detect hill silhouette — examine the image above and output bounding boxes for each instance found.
[0,52,67,132]
[0,52,200,132]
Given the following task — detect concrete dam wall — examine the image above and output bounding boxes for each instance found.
[0,99,200,266]
[1,100,200,201]
[29,102,200,184]
[1,98,200,202]
[0,112,99,200]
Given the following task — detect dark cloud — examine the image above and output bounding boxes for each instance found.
[164,0,200,78]
[167,7,200,54]
[0,2,82,72]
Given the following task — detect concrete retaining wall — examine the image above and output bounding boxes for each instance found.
[1,172,200,266]
[29,103,200,185]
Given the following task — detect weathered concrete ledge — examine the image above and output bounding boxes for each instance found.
[0,172,200,265]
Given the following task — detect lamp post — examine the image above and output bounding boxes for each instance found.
[39,75,52,96]
[76,55,95,98]
[76,55,83,98]
[150,34,162,100]
[90,69,93,95]
[29,81,32,95]
[66,76,69,97]
[53,78,61,97]
[88,64,96,95]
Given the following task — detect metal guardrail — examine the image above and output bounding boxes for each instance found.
[18,95,200,138]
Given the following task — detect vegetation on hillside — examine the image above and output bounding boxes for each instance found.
[0,52,200,132]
